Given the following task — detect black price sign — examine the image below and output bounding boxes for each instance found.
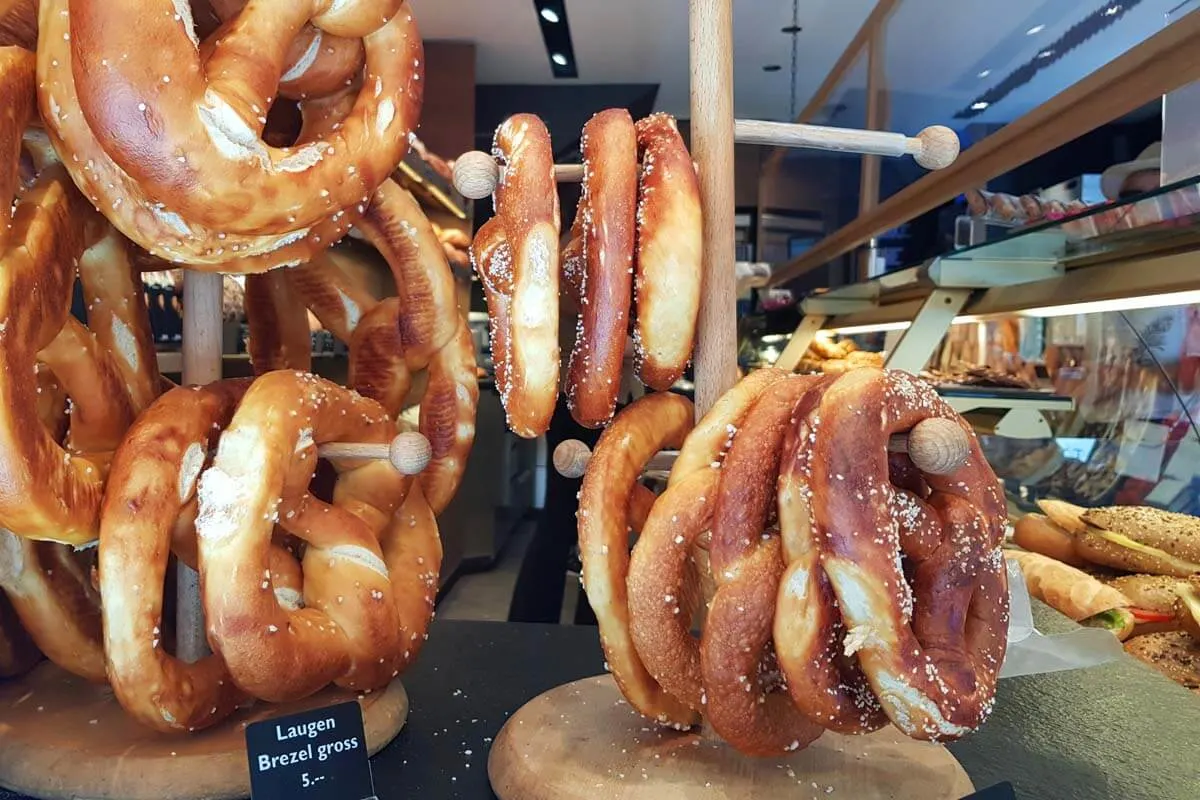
[960,782,1016,799]
[245,700,377,800]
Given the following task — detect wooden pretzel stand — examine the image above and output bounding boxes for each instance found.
[485,1,972,798]
[0,275,412,800]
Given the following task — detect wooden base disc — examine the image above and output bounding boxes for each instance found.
[489,675,974,800]
[0,661,408,800]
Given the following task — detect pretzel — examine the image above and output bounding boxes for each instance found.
[482,114,559,438]
[626,367,785,714]
[100,380,306,732]
[701,376,827,756]
[577,391,697,727]
[804,369,1007,739]
[563,109,636,428]
[247,180,477,515]
[0,589,39,678]
[38,0,423,269]
[774,377,888,735]
[632,113,702,391]
[0,1,35,50]
[197,372,429,701]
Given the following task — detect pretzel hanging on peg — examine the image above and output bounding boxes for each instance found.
[318,431,434,476]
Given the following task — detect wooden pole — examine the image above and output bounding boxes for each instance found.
[178,271,223,662]
[857,29,887,281]
[689,0,738,417]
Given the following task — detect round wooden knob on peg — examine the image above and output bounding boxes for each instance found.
[316,432,432,476]
[452,150,501,199]
[913,125,960,171]
[553,439,592,479]
[890,418,971,475]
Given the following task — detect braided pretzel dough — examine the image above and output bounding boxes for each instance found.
[632,113,702,391]
[38,0,423,268]
[0,1,35,50]
[247,180,477,515]
[197,372,429,701]
[101,380,303,732]
[483,114,559,438]
[564,109,636,428]
[627,368,785,714]
[578,391,697,727]
[702,377,827,756]
[804,369,1007,739]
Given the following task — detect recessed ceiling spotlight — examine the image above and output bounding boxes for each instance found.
[551,53,568,66]
[971,101,990,111]
[781,24,802,34]
[763,64,782,72]
[540,7,560,23]
[978,69,991,78]
[1104,5,1122,15]
[1038,49,1054,59]
[1026,24,1045,35]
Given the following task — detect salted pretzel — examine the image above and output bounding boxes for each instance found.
[701,376,828,756]
[632,113,702,391]
[476,114,560,438]
[563,109,636,428]
[197,372,437,702]
[0,1,34,50]
[626,368,787,714]
[801,368,1007,739]
[577,391,697,727]
[37,0,424,269]
[100,380,310,732]
[246,179,477,515]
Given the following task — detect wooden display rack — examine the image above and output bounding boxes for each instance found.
[482,0,974,797]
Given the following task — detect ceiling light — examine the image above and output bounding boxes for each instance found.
[1038,49,1054,59]
[1026,24,1045,35]
[781,25,802,34]
[1104,5,1122,15]
[827,322,912,335]
[551,53,568,66]
[971,101,990,111]
[763,64,782,72]
[539,7,560,23]
[977,69,991,78]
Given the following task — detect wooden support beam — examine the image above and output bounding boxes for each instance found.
[771,8,1200,286]
[857,27,888,281]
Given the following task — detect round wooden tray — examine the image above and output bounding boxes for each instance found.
[0,661,408,800]
[489,675,974,800]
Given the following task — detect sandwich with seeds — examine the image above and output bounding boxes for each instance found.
[1036,500,1200,577]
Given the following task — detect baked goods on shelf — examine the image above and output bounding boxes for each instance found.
[920,365,1039,390]
[796,336,885,375]
[965,188,1089,226]
[575,367,1008,754]
[464,109,702,436]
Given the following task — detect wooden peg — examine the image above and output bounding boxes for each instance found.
[553,439,592,479]
[318,432,433,476]
[732,119,960,170]
[887,418,970,475]
[912,125,960,170]
[451,151,500,199]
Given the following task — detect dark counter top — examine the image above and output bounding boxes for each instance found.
[3,614,1198,799]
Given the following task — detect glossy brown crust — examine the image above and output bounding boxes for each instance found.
[349,298,413,420]
[490,114,559,438]
[286,252,377,342]
[197,372,413,702]
[565,109,636,428]
[578,392,696,727]
[703,377,827,756]
[632,113,701,391]
[415,323,479,516]
[37,0,421,268]
[0,589,39,678]
[776,375,888,735]
[0,46,34,248]
[0,169,115,544]
[244,270,314,374]
[0,0,37,49]
[810,369,1008,740]
[77,226,162,413]
[471,217,512,398]
[100,381,254,732]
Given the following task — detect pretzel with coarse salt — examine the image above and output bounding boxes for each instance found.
[577,391,697,728]
[632,113,702,391]
[37,0,423,269]
[100,380,308,732]
[803,368,1008,740]
[563,109,637,428]
[626,367,786,715]
[479,114,559,438]
[197,372,419,702]
[701,375,827,756]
